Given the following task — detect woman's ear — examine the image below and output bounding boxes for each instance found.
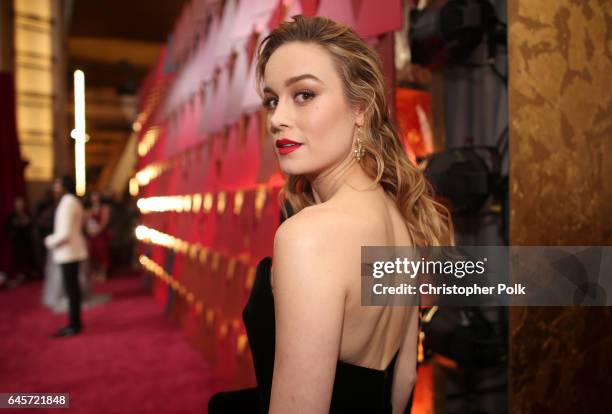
[354,108,365,128]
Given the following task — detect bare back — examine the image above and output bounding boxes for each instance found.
[309,185,419,413]
[270,183,419,414]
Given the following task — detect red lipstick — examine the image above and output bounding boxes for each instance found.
[275,138,302,155]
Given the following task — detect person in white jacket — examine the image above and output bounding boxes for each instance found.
[44,176,88,337]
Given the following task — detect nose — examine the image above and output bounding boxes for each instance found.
[269,98,291,134]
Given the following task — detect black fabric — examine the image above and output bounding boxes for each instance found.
[242,257,276,414]
[60,261,82,329]
[209,257,414,413]
[208,387,259,412]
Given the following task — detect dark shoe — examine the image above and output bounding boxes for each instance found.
[51,326,82,338]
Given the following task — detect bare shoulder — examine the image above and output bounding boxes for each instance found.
[272,204,367,290]
[274,203,365,251]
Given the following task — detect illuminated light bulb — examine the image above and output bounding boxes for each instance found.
[141,197,149,212]
[188,244,197,259]
[217,192,227,214]
[156,197,165,212]
[129,178,139,196]
[237,334,248,354]
[183,195,192,212]
[233,191,244,215]
[203,193,213,213]
[151,230,163,246]
[245,266,256,289]
[135,225,148,240]
[211,252,221,272]
[192,193,202,213]
[254,186,267,218]
[199,248,208,265]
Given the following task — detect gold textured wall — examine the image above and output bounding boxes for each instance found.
[509,0,612,412]
[13,0,54,181]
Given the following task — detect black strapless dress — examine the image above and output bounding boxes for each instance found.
[208,257,414,413]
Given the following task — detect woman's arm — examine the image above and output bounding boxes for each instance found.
[391,308,419,414]
[269,213,348,414]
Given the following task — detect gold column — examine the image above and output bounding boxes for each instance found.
[509,0,612,412]
[14,0,54,182]
[13,0,69,205]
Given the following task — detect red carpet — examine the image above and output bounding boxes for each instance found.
[0,270,231,414]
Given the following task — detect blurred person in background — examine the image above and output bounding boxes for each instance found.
[44,176,88,338]
[35,189,58,263]
[85,191,111,281]
[37,188,68,310]
[108,190,138,270]
[3,196,36,287]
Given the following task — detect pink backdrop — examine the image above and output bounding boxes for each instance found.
[135,0,404,387]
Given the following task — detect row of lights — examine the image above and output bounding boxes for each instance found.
[135,163,167,186]
[139,254,249,353]
[133,84,164,133]
[139,255,194,303]
[136,186,270,215]
[137,193,208,214]
[135,225,256,284]
[138,126,161,157]
[135,225,189,252]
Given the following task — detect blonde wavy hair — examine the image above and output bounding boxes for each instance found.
[256,15,454,246]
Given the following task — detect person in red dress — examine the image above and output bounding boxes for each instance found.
[85,191,111,281]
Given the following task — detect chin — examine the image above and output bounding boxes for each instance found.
[278,163,303,176]
[278,159,310,177]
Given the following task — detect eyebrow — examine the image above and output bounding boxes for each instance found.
[262,73,323,94]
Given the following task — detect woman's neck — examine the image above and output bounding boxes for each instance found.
[308,157,374,204]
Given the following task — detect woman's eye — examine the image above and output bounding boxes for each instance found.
[262,97,277,109]
[295,90,315,103]
[262,90,314,109]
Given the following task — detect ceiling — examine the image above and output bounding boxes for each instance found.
[69,0,184,42]
[65,0,186,190]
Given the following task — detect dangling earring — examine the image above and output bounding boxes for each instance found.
[354,127,365,161]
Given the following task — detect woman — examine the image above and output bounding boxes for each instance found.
[85,191,111,281]
[210,15,453,413]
